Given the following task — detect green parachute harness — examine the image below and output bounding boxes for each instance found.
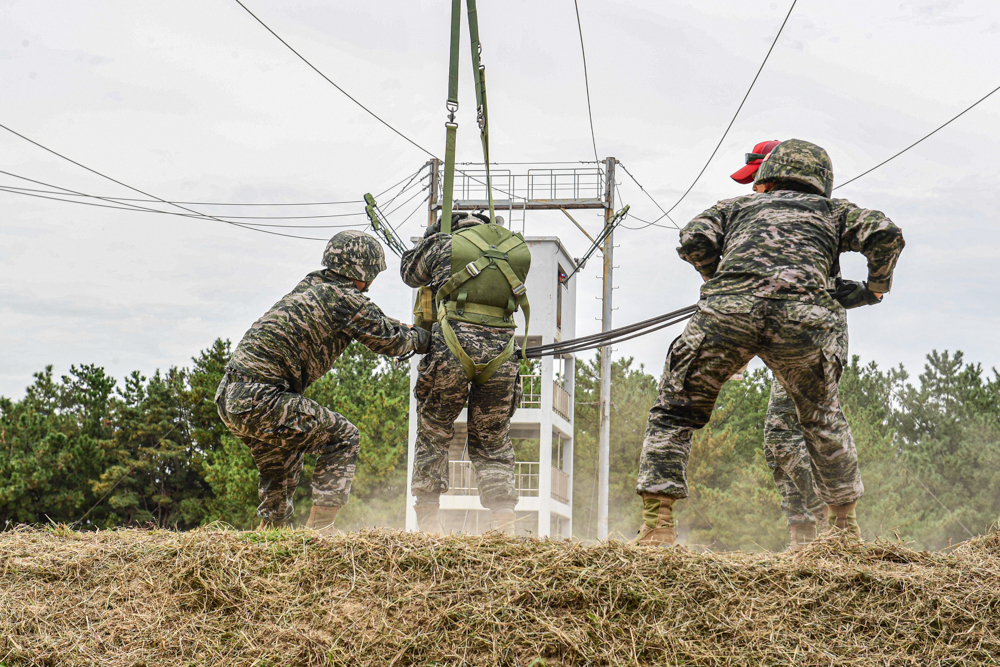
[431,0,531,386]
[364,0,531,385]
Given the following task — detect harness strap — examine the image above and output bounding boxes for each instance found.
[441,0,462,234]
[436,254,492,303]
[438,307,517,386]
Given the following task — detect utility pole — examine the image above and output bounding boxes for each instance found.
[426,158,441,228]
[597,156,616,541]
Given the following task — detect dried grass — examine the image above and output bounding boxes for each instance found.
[2,525,999,666]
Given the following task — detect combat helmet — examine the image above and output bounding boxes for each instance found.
[754,138,834,197]
[322,230,387,282]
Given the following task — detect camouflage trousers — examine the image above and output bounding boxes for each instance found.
[412,321,521,510]
[763,307,849,525]
[638,295,863,506]
[216,370,360,524]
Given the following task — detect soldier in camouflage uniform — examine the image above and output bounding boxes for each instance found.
[733,140,835,549]
[215,231,429,533]
[635,139,905,546]
[401,213,523,534]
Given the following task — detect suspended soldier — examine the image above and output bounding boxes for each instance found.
[730,140,885,550]
[635,139,904,546]
[402,212,531,535]
[216,230,429,533]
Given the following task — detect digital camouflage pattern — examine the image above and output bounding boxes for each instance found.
[409,322,521,509]
[678,190,905,298]
[640,158,904,505]
[637,295,864,505]
[401,214,521,510]
[322,230,387,283]
[754,138,835,197]
[218,238,420,523]
[762,299,847,525]
[216,373,360,522]
[228,269,419,394]
[764,378,828,525]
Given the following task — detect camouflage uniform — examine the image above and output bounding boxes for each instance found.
[637,139,904,507]
[216,231,421,524]
[762,260,852,525]
[401,216,522,511]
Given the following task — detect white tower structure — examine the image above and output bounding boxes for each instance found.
[404,237,577,537]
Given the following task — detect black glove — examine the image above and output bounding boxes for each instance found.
[829,278,883,309]
[415,327,432,355]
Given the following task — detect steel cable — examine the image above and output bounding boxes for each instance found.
[525,304,697,358]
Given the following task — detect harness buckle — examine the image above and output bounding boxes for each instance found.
[466,261,481,277]
[512,284,527,296]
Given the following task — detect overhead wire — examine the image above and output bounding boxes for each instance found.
[392,195,430,232]
[0,187,372,229]
[0,184,371,219]
[617,162,681,229]
[230,0,530,206]
[835,82,1000,190]
[0,123,329,240]
[525,304,697,358]
[232,0,436,158]
[571,0,601,167]
[0,169,374,229]
[665,0,797,216]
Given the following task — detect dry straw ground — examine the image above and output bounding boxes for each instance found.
[2,526,999,666]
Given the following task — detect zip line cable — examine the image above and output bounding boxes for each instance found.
[665,0,797,216]
[231,0,529,206]
[0,185,371,219]
[572,0,601,167]
[617,162,681,229]
[835,82,1000,190]
[0,170,369,229]
[1,161,423,229]
[0,186,371,229]
[393,194,430,231]
[0,165,423,220]
[525,303,697,358]
[232,0,436,158]
[0,123,328,241]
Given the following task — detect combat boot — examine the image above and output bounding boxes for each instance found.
[491,508,518,535]
[813,505,829,533]
[414,503,444,534]
[788,522,817,551]
[634,493,676,546]
[257,517,286,531]
[306,504,339,537]
[827,502,862,540]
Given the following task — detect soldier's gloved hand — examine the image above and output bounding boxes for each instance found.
[415,327,432,355]
[829,278,883,309]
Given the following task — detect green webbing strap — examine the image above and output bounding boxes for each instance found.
[438,307,517,386]
[447,0,461,107]
[466,0,495,225]
[446,230,531,359]
[441,0,462,235]
[436,255,492,304]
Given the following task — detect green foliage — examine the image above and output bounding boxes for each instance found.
[4,338,998,551]
[572,350,1000,550]
[0,339,410,532]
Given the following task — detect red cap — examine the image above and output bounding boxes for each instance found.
[730,139,782,184]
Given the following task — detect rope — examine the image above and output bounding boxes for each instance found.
[525,304,697,358]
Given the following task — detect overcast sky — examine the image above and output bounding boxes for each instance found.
[2,0,999,399]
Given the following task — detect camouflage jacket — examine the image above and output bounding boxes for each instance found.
[400,217,488,295]
[678,191,904,310]
[229,269,420,393]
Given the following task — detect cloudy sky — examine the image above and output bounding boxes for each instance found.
[2,0,999,398]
